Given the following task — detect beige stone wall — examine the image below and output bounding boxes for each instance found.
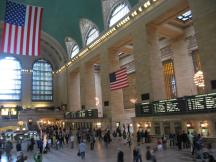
[68,71,81,111]
[123,72,137,109]
[188,0,216,93]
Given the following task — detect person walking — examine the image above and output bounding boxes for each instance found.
[146,146,157,162]
[34,152,42,162]
[5,140,13,161]
[16,141,22,152]
[79,140,86,160]
[117,149,124,162]
[70,134,75,149]
[135,144,143,162]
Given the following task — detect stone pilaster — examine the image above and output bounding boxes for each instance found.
[132,24,152,102]
[148,27,166,100]
[79,64,86,109]
[188,0,216,92]
[21,72,32,108]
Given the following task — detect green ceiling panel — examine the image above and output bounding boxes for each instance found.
[0,0,139,49]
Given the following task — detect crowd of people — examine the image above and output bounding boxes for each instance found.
[0,124,215,162]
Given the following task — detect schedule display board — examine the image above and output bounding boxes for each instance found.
[187,93,216,111]
[153,98,186,114]
[65,109,99,119]
[135,102,151,116]
[135,93,216,117]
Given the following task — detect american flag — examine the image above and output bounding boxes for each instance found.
[0,1,43,56]
[109,68,129,91]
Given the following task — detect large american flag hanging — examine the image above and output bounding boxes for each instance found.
[109,68,129,91]
[0,1,43,56]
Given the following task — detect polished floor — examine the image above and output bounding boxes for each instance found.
[0,139,214,162]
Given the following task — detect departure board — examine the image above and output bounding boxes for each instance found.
[140,102,151,113]
[205,93,216,109]
[153,101,166,113]
[135,103,151,116]
[187,93,216,111]
[187,96,205,111]
[153,98,184,113]
[65,109,99,119]
[166,99,181,112]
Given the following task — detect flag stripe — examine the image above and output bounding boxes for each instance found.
[4,24,10,53]
[29,6,36,56]
[32,7,38,57]
[10,25,16,54]
[111,84,128,90]
[111,82,128,89]
[20,27,24,55]
[38,8,43,56]
[14,26,18,54]
[22,5,29,55]
[7,24,12,53]
[16,26,21,54]
[26,6,32,56]
[0,23,6,52]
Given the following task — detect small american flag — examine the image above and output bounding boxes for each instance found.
[0,0,43,56]
[109,68,129,91]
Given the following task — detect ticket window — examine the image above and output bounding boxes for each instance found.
[201,128,209,137]
[200,122,209,137]
[186,123,194,134]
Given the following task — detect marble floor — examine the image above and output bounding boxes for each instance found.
[0,139,213,162]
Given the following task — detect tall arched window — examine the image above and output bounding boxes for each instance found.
[109,3,130,27]
[71,44,80,58]
[86,28,99,45]
[32,59,53,101]
[0,57,21,100]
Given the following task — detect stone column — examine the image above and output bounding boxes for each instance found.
[148,27,166,100]
[132,24,152,102]
[21,72,32,108]
[68,71,81,111]
[100,47,112,121]
[160,122,164,136]
[170,122,175,134]
[188,0,216,92]
[172,36,197,97]
[83,63,96,108]
[79,64,86,109]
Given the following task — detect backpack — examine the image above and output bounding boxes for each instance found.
[146,150,152,160]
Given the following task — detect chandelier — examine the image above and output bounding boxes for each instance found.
[193,70,205,87]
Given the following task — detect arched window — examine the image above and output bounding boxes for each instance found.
[71,44,80,58]
[0,57,21,100]
[86,28,99,45]
[32,59,53,101]
[109,3,130,27]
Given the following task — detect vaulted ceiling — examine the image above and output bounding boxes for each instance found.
[0,0,139,49]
